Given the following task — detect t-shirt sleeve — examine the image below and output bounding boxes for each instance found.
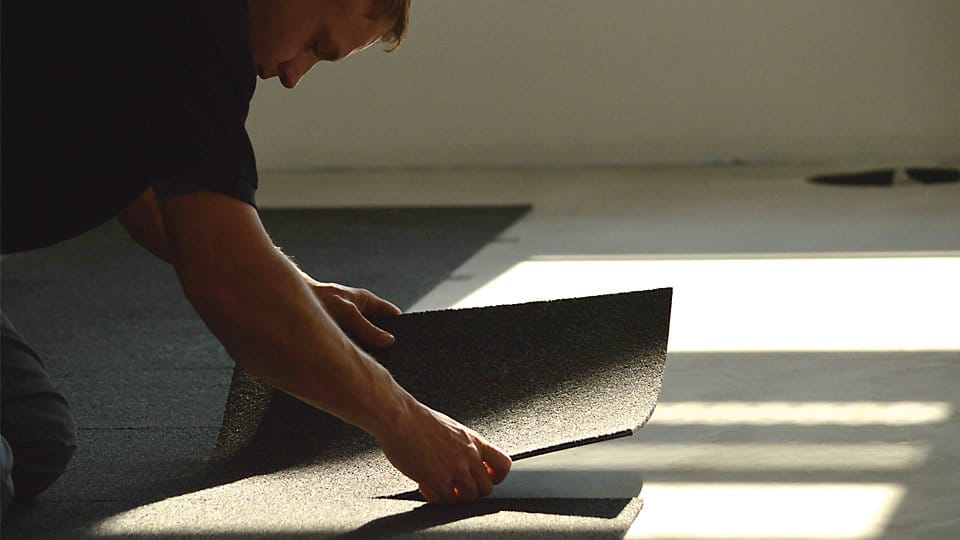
[136,2,259,208]
[0,2,259,254]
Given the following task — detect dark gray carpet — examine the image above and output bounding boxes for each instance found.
[213,289,672,501]
[3,206,564,538]
[15,497,643,539]
[85,466,644,538]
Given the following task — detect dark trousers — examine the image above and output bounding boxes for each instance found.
[1,312,77,519]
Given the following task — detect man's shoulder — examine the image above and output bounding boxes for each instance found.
[6,1,255,101]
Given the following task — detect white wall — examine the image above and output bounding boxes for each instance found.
[247,0,960,170]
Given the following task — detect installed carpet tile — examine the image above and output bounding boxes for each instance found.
[83,494,643,539]
[213,288,672,498]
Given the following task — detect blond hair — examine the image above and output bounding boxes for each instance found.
[380,0,411,51]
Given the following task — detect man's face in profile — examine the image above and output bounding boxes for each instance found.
[249,0,392,88]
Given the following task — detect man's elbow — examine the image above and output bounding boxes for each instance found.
[173,260,237,324]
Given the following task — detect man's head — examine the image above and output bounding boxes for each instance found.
[249,0,410,89]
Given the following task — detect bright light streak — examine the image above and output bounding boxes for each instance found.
[625,483,905,539]
[518,443,928,471]
[452,255,960,351]
[650,401,953,426]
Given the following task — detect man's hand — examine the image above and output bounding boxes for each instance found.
[296,276,512,503]
[376,401,512,504]
[298,276,401,349]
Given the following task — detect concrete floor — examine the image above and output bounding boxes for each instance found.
[260,162,960,539]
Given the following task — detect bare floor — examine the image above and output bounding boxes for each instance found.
[259,162,960,540]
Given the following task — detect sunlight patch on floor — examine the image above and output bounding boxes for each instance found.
[650,401,953,426]
[518,442,928,471]
[625,483,906,539]
[452,254,960,352]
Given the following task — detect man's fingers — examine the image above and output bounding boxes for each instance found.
[330,297,395,348]
[418,483,439,504]
[480,444,512,485]
[433,481,457,505]
[355,288,402,318]
[472,460,495,498]
[454,475,479,503]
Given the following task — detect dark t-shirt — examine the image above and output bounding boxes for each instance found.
[1,1,258,254]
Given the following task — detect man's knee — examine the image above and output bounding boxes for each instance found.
[7,402,77,499]
[2,436,14,518]
[1,314,78,499]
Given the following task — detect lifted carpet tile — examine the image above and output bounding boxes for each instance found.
[213,288,672,498]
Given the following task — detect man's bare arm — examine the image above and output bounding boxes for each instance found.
[119,188,399,349]
[156,190,510,503]
[118,187,173,264]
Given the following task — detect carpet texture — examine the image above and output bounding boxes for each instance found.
[85,497,645,539]
[213,289,672,501]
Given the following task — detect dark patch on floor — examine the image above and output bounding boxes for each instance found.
[808,167,959,186]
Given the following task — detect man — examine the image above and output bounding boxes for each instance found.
[1,0,511,518]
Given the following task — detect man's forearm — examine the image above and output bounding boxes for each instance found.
[170,202,409,437]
